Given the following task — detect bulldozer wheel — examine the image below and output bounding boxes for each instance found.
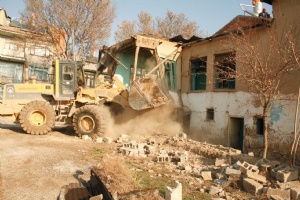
[72,105,107,137]
[19,100,56,135]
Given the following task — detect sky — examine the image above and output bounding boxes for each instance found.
[0,0,272,46]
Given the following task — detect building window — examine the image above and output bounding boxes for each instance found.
[130,65,147,79]
[206,108,214,121]
[164,61,177,91]
[0,61,23,83]
[214,52,236,89]
[84,71,95,88]
[256,117,264,135]
[191,57,207,91]
[29,66,48,83]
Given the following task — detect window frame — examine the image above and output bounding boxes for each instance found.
[214,52,236,90]
[190,56,207,92]
[206,108,215,121]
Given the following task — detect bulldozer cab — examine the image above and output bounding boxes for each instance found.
[54,60,77,99]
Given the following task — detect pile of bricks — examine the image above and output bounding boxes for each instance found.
[113,133,300,199]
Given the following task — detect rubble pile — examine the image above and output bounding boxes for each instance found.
[112,133,300,199]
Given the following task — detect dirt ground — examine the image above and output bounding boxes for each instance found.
[0,122,269,200]
[0,125,114,200]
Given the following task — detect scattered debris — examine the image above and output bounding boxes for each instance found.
[70,132,300,199]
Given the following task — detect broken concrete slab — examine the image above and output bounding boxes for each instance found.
[82,135,91,140]
[256,159,280,173]
[201,170,212,181]
[246,171,267,184]
[215,157,231,167]
[278,181,300,190]
[291,187,300,200]
[243,178,263,195]
[267,188,290,200]
[276,167,299,183]
[270,195,284,200]
[165,181,182,200]
[225,167,241,177]
[209,186,223,195]
[95,137,103,143]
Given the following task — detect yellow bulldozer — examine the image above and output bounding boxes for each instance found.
[0,35,181,137]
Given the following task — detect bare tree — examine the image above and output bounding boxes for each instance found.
[156,10,200,39]
[114,20,137,43]
[114,10,202,43]
[225,25,300,159]
[287,27,300,165]
[137,12,156,35]
[22,0,116,60]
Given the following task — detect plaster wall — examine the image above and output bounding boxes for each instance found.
[177,0,300,157]
[182,91,297,153]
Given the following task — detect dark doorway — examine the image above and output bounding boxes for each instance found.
[229,117,244,151]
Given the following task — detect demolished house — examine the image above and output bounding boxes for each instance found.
[175,0,300,160]
[99,34,182,111]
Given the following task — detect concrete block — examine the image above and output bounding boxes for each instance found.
[240,161,259,174]
[215,157,231,167]
[165,181,182,200]
[82,135,90,140]
[291,187,300,200]
[96,137,103,143]
[103,137,112,143]
[277,167,298,182]
[267,188,290,200]
[184,165,192,172]
[246,171,267,184]
[260,160,280,173]
[225,167,241,177]
[201,170,212,181]
[233,161,242,170]
[278,181,300,190]
[270,195,284,200]
[271,165,286,179]
[248,152,254,156]
[209,186,222,195]
[243,178,263,195]
[220,164,229,173]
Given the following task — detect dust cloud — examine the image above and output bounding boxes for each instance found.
[104,104,183,141]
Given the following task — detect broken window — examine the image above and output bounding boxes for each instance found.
[206,108,214,121]
[164,61,177,91]
[84,71,95,88]
[130,65,147,79]
[28,65,48,83]
[0,61,23,83]
[191,57,207,91]
[214,52,236,89]
[256,117,264,135]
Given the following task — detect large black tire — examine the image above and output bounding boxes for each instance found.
[19,100,56,135]
[72,105,107,137]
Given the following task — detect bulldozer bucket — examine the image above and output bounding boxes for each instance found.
[129,74,172,110]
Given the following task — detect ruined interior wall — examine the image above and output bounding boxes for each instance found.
[114,54,134,88]
[114,53,156,89]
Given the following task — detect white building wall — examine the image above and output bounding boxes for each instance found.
[182,91,297,153]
